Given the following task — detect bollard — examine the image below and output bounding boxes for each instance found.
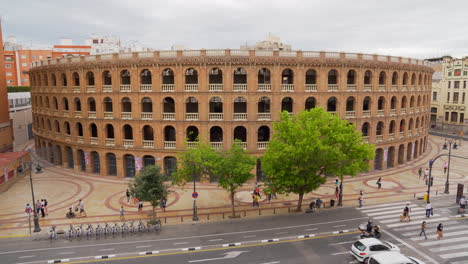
[414,193,416,198]
[207,214,210,220]
[274,208,276,214]
[164,217,167,224]
[288,207,290,213]
[181,216,183,222]
[222,212,225,219]
[259,209,261,215]
[244,210,246,217]
[436,190,438,195]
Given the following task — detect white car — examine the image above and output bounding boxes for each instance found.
[364,251,426,264]
[350,238,400,262]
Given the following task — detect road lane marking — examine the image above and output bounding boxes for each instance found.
[382,228,438,263]
[305,228,318,231]
[333,225,346,228]
[173,242,188,245]
[329,240,355,245]
[260,262,280,264]
[98,248,115,251]
[58,252,75,255]
[244,235,256,238]
[135,245,151,248]
[18,255,35,259]
[274,232,287,235]
[208,239,223,242]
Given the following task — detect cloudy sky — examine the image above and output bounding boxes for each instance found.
[1,0,467,59]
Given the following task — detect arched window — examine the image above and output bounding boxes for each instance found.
[141,97,152,112]
[409,118,414,131]
[361,122,370,137]
[53,97,58,110]
[106,153,117,176]
[91,151,100,174]
[258,97,270,113]
[281,69,294,84]
[401,96,407,108]
[390,96,397,109]
[164,157,177,177]
[77,150,86,171]
[88,97,96,112]
[305,69,317,84]
[61,73,67,86]
[74,98,81,111]
[124,154,135,178]
[379,71,386,85]
[328,69,338,84]
[47,119,52,131]
[106,124,114,138]
[281,97,293,113]
[209,97,223,113]
[140,69,152,84]
[143,125,153,140]
[104,97,113,112]
[376,122,384,136]
[363,96,371,111]
[86,71,95,86]
[258,126,270,142]
[415,117,420,129]
[143,155,155,167]
[210,126,223,142]
[410,96,415,108]
[411,73,416,85]
[123,124,133,139]
[43,74,49,86]
[45,97,50,108]
[121,70,131,85]
[403,72,409,85]
[103,71,112,85]
[65,121,71,135]
[234,96,247,114]
[55,120,60,133]
[209,67,223,84]
[346,97,355,111]
[76,122,83,136]
[162,68,174,84]
[186,126,199,142]
[185,68,198,84]
[258,68,271,84]
[364,70,372,85]
[163,97,175,113]
[327,97,337,112]
[186,97,198,113]
[72,72,80,86]
[233,68,246,84]
[389,120,396,134]
[417,95,421,107]
[347,70,356,84]
[164,126,176,141]
[418,74,423,86]
[399,119,406,132]
[391,72,398,85]
[378,96,385,111]
[305,97,316,110]
[51,74,57,86]
[233,126,247,142]
[121,97,132,112]
[90,123,98,137]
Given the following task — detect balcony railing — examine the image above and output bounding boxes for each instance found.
[362,110,371,117]
[162,84,174,92]
[209,84,223,92]
[305,84,317,92]
[73,86,80,93]
[258,84,271,92]
[233,113,247,120]
[409,108,414,114]
[378,85,386,91]
[211,142,223,149]
[122,112,132,119]
[408,131,413,137]
[53,109,58,116]
[401,108,406,115]
[391,85,398,91]
[185,113,199,120]
[140,84,152,92]
[103,85,112,92]
[402,86,408,91]
[328,84,338,91]
[363,136,370,143]
[416,107,420,113]
[233,84,247,91]
[77,136,84,143]
[104,112,113,119]
[63,110,69,117]
[61,86,68,93]
[376,135,383,142]
[363,85,372,91]
[75,111,83,118]
[399,132,404,138]
[88,111,96,118]
[281,84,294,92]
[377,110,384,116]
[120,84,131,92]
[123,139,133,147]
[87,86,95,92]
[388,133,395,140]
[141,112,153,120]
[187,141,198,148]
[346,111,355,118]
[347,84,356,91]
[51,87,57,92]
[106,138,115,146]
[390,109,396,116]
[257,142,268,150]
[163,113,175,120]
[411,85,415,91]
[209,113,223,121]
[185,84,197,92]
[164,141,176,149]
[90,137,98,145]
[235,142,247,150]
[258,113,271,120]
[65,135,71,141]
[143,140,154,148]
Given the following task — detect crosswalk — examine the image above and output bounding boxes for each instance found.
[358,201,468,264]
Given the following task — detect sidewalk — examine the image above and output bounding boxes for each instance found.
[1,135,467,237]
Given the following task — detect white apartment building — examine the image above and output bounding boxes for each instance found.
[8,92,33,149]
[85,34,121,55]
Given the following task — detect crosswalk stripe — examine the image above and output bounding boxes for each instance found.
[357,201,411,210]
[387,217,449,228]
[411,230,468,241]
[393,221,458,232]
[373,210,427,220]
[430,243,468,253]
[401,225,466,237]
[380,214,441,224]
[450,260,468,264]
[441,251,468,259]
[367,207,424,217]
[420,236,468,246]
[361,204,417,214]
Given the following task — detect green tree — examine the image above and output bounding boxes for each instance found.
[262,108,374,211]
[128,165,170,219]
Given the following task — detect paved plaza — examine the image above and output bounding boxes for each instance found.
[0,135,466,238]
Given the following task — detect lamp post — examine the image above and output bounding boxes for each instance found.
[338,176,344,206]
[29,161,41,232]
[192,172,198,221]
[442,139,457,194]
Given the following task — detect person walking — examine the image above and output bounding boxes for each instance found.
[419,221,427,240]
[418,167,422,179]
[403,204,411,222]
[376,177,382,189]
[335,186,339,200]
[35,200,41,215]
[424,168,429,180]
[44,199,48,215]
[77,199,86,217]
[120,206,125,219]
[138,200,144,211]
[444,162,448,174]
[316,197,323,211]
[358,194,363,208]
[425,202,433,218]
[436,223,443,240]
[161,199,167,212]
[40,199,45,218]
[126,189,130,204]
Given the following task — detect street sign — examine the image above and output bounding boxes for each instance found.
[192,191,199,199]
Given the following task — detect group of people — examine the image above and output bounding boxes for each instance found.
[65,199,86,218]
[252,184,262,207]
[25,199,48,218]
[419,221,443,240]
[125,189,167,213]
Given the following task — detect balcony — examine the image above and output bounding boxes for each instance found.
[408,131,413,137]
[209,113,223,121]
[376,135,383,142]
[209,84,223,92]
[258,84,271,92]
[61,86,68,93]
[104,112,113,119]
[236,142,247,150]
[378,85,386,91]
[399,132,404,138]
[363,136,370,143]
[233,113,247,121]
[73,86,80,93]
[65,135,71,141]
[281,84,294,92]
[328,84,338,91]
[164,141,176,149]
[377,110,384,116]
[233,84,247,92]
[185,113,199,121]
[75,111,83,118]
[345,111,355,118]
[362,110,371,117]
[123,139,134,147]
[88,111,96,118]
[257,142,268,150]
[51,86,57,92]
[401,108,406,115]
[143,140,154,148]
[402,86,408,91]
[329,111,337,116]
[347,84,356,91]
[120,84,131,92]
[210,142,223,149]
[90,137,98,145]
[187,141,198,148]
[391,85,398,91]
[63,110,69,117]
[390,109,396,116]
[363,85,372,91]
[163,113,175,120]
[53,109,58,116]
[140,84,152,92]
[409,108,414,114]
[87,86,95,92]
[185,84,197,92]
[388,133,395,141]
[106,138,115,146]
[305,84,317,92]
[416,107,420,113]
[162,84,174,92]
[103,85,112,92]
[258,113,271,120]
[411,85,415,91]
[121,112,132,119]
[77,136,84,144]
[141,112,153,120]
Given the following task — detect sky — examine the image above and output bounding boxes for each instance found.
[1,0,467,59]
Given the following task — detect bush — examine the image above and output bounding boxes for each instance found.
[7,86,30,93]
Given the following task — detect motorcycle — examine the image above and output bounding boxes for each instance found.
[358,224,381,239]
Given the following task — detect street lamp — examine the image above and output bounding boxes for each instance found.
[192,172,198,221]
[338,176,344,206]
[28,161,41,232]
[443,139,457,194]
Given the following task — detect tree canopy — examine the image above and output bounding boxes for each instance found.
[262,108,375,211]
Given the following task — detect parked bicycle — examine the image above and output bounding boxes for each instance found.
[121,221,128,234]
[129,221,136,233]
[95,224,103,237]
[76,224,83,238]
[138,220,146,232]
[86,224,94,237]
[68,225,75,240]
[49,226,57,240]
[104,223,111,236]
[112,223,120,235]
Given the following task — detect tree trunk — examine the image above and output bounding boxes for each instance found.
[152,206,157,220]
[297,192,304,212]
[230,191,237,218]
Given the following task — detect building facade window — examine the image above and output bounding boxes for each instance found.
[464,81,467,89]
[5,64,11,68]
[432,92,437,101]
[454,81,460,88]
[453,92,459,103]
[462,93,465,104]
[21,55,26,59]
[448,81,451,88]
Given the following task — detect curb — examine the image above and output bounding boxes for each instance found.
[139,251,160,255]
[94,255,116,259]
[47,259,70,263]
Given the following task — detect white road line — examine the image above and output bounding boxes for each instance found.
[333,225,346,228]
[58,252,75,255]
[361,204,418,214]
[420,236,468,246]
[98,248,115,251]
[373,210,427,220]
[387,217,449,228]
[380,214,441,224]
[367,207,424,217]
[259,262,280,264]
[244,235,256,238]
[393,221,458,232]
[208,239,223,242]
[173,242,188,245]
[441,251,468,259]
[329,240,355,245]
[135,245,152,248]
[0,216,369,256]
[357,201,411,210]
[331,251,349,255]
[430,243,468,253]
[411,230,468,241]
[401,225,466,237]
[18,255,35,259]
[305,228,318,231]
[275,232,288,235]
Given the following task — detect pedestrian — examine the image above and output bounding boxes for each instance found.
[436,223,443,240]
[77,199,86,217]
[376,177,382,189]
[40,199,45,218]
[271,187,277,199]
[161,199,167,212]
[25,204,32,216]
[255,186,261,198]
[419,221,427,240]
[120,206,125,219]
[126,189,130,204]
[44,199,48,215]
[335,178,339,186]
[425,202,432,218]
[35,200,41,215]
[335,186,339,200]
[138,200,144,211]
[316,197,323,211]
[252,193,256,207]
[403,204,411,222]
[133,196,138,206]
[254,193,260,207]
[444,162,448,174]
[418,167,422,179]
[424,168,429,179]
[358,194,363,208]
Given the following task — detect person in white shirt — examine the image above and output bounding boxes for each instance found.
[425,202,432,218]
